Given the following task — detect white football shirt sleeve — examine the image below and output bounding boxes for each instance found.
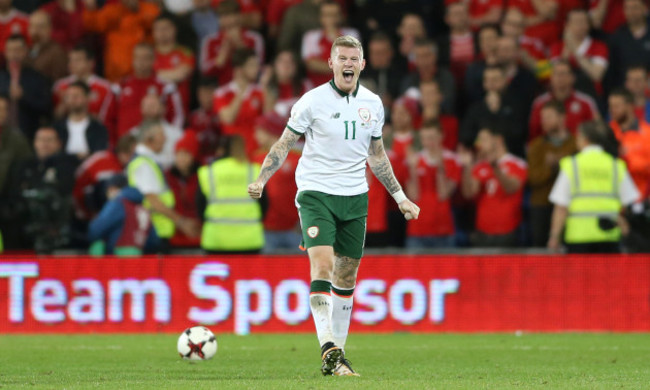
[372,104,385,139]
[287,95,312,134]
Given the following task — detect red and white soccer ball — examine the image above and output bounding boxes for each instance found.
[177,326,218,361]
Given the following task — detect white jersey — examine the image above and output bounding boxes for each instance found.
[287,80,384,196]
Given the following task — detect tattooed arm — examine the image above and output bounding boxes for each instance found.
[367,138,421,220]
[248,128,301,199]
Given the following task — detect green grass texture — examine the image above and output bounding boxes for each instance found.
[1,333,649,389]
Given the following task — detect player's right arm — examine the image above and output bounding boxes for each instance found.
[248,128,301,198]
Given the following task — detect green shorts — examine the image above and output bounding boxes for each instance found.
[296,190,368,259]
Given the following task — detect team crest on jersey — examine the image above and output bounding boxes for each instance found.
[307,226,319,238]
[358,108,371,122]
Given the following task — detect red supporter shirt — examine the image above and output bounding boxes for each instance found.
[440,114,459,151]
[407,150,461,237]
[528,90,599,140]
[40,0,85,50]
[450,33,475,65]
[519,35,547,60]
[253,150,300,231]
[472,154,528,235]
[115,75,185,139]
[265,0,301,26]
[53,74,119,141]
[189,107,221,164]
[199,29,264,86]
[214,81,265,158]
[272,79,313,118]
[549,37,608,93]
[73,151,123,219]
[0,10,29,53]
[445,0,504,24]
[508,0,561,47]
[389,132,414,185]
[589,0,625,34]
[165,171,201,247]
[366,149,399,233]
[154,46,195,112]
[301,28,359,87]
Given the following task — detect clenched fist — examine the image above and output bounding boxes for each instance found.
[248,182,264,199]
[399,199,420,221]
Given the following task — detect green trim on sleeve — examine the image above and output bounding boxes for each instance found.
[371,135,382,140]
[286,125,303,135]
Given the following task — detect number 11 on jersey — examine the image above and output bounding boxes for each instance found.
[344,120,357,140]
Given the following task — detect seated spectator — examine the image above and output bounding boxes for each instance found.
[396,13,428,71]
[589,0,626,35]
[261,49,312,118]
[26,10,67,82]
[134,94,183,170]
[550,9,608,97]
[189,78,221,163]
[0,34,51,142]
[88,174,160,256]
[116,43,184,140]
[277,0,326,53]
[191,0,219,48]
[624,65,650,122]
[39,0,85,50]
[54,81,109,162]
[153,13,195,111]
[460,126,528,247]
[465,24,501,105]
[253,113,301,253]
[165,131,200,248]
[460,65,528,157]
[199,0,264,86]
[5,127,77,252]
[214,48,265,158]
[126,121,199,249]
[82,0,160,82]
[437,2,475,91]
[53,46,118,137]
[501,8,547,76]
[360,31,407,115]
[405,121,461,249]
[400,38,457,114]
[197,135,264,254]
[527,101,577,247]
[72,134,137,221]
[301,0,360,87]
[406,80,458,150]
[507,0,560,47]
[0,0,29,54]
[608,88,650,198]
[607,0,650,89]
[529,60,599,140]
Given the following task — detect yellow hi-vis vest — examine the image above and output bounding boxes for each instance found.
[127,155,176,239]
[198,157,264,251]
[559,149,626,244]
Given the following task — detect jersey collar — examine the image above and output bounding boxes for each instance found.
[329,79,359,98]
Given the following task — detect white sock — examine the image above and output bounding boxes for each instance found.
[310,280,334,347]
[331,285,354,349]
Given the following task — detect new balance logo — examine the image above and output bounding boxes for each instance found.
[331,112,340,119]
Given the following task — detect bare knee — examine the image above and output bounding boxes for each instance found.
[308,246,335,281]
[332,254,360,288]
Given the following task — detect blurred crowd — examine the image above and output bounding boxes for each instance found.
[0,0,650,254]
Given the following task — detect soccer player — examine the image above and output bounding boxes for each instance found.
[248,35,420,377]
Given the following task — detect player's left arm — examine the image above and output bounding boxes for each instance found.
[367,137,420,220]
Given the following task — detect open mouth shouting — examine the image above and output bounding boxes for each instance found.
[342,70,354,83]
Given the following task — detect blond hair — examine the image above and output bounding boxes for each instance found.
[330,35,364,60]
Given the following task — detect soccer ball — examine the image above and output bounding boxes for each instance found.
[177,326,218,361]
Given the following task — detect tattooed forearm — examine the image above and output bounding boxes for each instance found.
[333,253,361,288]
[257,129,300,185]
[367,138,402,195]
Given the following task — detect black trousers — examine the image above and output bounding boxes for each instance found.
[565,242,620,254]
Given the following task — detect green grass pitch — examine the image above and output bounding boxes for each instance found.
[1,333,649,389]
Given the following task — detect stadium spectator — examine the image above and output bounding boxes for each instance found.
[301,0,360,87]
[134,94,183,170]
[550,9,609,97]
[0,95,31,195]
[26,10,67,82]
[211,0,263,31]
[405,121,460,249]
[354,0,421,42]
[500,8,547,75]
[465,24,501,105]
[607,0,650,90]
[199,0,264,87]
[53,46,118,137]
[624,65,650,122]
[407,80,459,151]
[265,0,301,40]
[527,100,577,247]
[0,34,51,142]
[507,0,561,47]
[54,81,109,162]
[608,88,650,199]
[214,48,265,158]
[396,13,428,71]
[115,43,184,140]
[589,0,626,34]
[261,49,311,118]
[460,126,528,247]
[252,113,301,253]
[460,65,528,157]
[277,0,323,53]
[72,134,137,221]
[87,174,160,256]
[437,2,475,92]
[39,0,85,50]
[189,78,221,163]
[197,134,264,253]
[400,38,457,114]
[529,60,600,140]
[127,121,199,251]
[360,32,406,115]
[82,0,160,82]
[495,35,539,112]
[191,0,219,47]
[0,0,29,54]
[165,130,200,248]
[548,120,639,253]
